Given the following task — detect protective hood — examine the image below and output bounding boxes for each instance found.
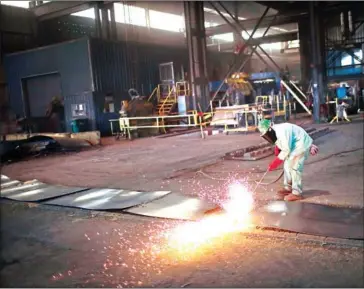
[258,119,271,135]
[258,119,277,144]
[261,127,277,144]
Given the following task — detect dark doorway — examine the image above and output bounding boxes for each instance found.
[21,73,64,133]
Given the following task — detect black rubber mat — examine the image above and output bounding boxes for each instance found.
[252,201,364,240]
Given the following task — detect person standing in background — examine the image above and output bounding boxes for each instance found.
[46,96,64,132]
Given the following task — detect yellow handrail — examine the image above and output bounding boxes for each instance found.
[147,87,158,102]
[159,86,176,115]
[176,81,190,98]
[255,95,269,105]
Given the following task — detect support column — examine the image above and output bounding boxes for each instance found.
[316,7,326,104]
[184,1,209,111]
[233,2,241,54]
[145,8,151,28]
[309,1,324,123]
[100,6,110,40]
[108,4,117,40]
[94,4,102,38]
[94,3,115,40]
[298,19,311,89]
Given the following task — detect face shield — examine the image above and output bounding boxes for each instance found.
[261,127,277,144]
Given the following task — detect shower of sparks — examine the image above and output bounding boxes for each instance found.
[51,178,259,287]
[163,182,255,258]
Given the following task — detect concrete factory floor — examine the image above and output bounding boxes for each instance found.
[1,118,364,287]
[2,118,363,208]
[1,201,364,288]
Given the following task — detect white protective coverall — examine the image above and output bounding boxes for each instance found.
[272,123,313,195]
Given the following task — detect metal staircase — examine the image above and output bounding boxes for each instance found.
[148,82,190,116]
[157,86,177,115]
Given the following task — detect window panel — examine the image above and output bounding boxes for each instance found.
[72,8,95,19]
[353,49,363,65]
[114,3,146,27]
[341,53,352,66]
[1,1,29,8]
[212,32,234,42]
[261,42,282,50]
[149,10,184,32]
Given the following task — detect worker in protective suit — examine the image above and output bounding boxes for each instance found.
[258,119,319,201]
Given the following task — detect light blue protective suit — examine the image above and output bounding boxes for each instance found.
[272,123,313,195]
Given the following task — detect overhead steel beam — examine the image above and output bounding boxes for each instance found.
[206,1,364,37]
[216,2,281,72]
[30,1,94,21]
[30,1,115,21]
[217,13,280,108]
[208,31,298,51]
[205,13,304,37]
[208,4,270,109]
[216,2,311,116]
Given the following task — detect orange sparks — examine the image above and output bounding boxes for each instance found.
[164,182,255,257]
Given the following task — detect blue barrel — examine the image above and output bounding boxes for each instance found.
[71,118,89,133]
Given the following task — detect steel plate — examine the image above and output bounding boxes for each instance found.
[1,179,22,189]
[251,201,364,239]
[43,188,171,210]
[125,193,218,221]
[0,181,88,202]
[1,175,21,190]
[1,174,9,181]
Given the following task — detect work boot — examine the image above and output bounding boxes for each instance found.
[275,189,291,200]
[284,193,303,202]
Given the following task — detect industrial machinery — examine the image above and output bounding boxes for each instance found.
[209,72,303,132]
[115,89,157,139]
[110,62,204,140]
[250,72,280,97]
[224,72,254,106]
[209,72,254,108]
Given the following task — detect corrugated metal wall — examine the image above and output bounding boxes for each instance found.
[88,38,190,133]
[89,38,188,98]
[65,91,96,131]
[38,16,96,46]
[89,37,235,97]
[88,38,235,133]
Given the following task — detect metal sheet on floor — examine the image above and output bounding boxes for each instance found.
[251,201,364,240]
[125,193,218,221]
[43,188,171,210]
[1,175,9,181]
[1,181,88,202]
[1,175,21,190]
[1,179,21,189]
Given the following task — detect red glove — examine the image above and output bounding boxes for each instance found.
[268,157,284,171]
[274,146,281,156]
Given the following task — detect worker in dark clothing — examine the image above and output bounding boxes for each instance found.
[46,96,64,132]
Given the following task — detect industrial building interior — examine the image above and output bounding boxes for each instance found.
[0,1,364,288]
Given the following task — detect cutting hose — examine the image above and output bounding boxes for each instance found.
[197,147,363,185]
